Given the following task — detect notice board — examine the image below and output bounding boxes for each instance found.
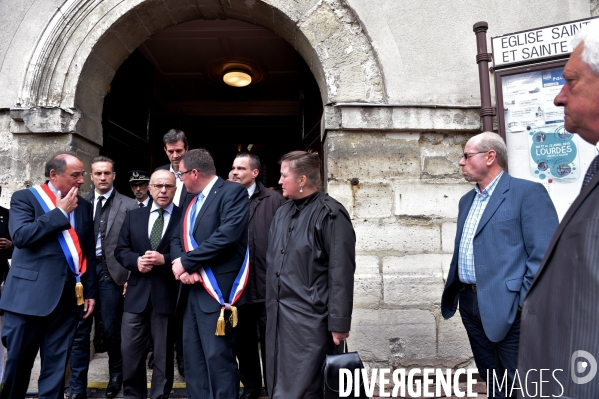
[492,19,598,220]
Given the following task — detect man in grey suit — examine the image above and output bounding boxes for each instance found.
[518,26,599,399]
[68,156,138,399]
[441,132,558,398]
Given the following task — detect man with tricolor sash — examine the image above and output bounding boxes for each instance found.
[171,149,249,399]
[0,152,97,399]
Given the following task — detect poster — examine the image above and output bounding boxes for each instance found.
[502,67,565,133]
[529,124,580,181]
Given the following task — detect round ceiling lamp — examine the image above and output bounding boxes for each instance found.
[223,69,252,87]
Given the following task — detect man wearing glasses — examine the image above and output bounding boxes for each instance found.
[441,132,558,398]
[115,170,182,399]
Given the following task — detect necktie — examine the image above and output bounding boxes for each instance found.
[150,208,164,250]
[139,202,144,208]
[582,155,599,190]
[94,196,104,239]
[194,193,205,218]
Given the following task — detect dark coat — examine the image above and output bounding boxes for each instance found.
[85,190,138,286]
[246,181,285,303]
[171,177,249,313]
[518,165,599,398]
[265,191,355,399]
[0,206,13,284]
[114,204,182,315]
[0,188,97,316]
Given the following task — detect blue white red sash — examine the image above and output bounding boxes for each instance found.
[183,194,249,334]
[28,184,87,282]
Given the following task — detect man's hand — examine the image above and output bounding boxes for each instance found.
[123,282,127,297]
[172,257,185,279]
[332,331,350,345]
[0,238,12,250]
[82,298,95,319]
[179,271,202,285]
[56,186,79,214]
[137,256,153,273]
[141,250,165,266]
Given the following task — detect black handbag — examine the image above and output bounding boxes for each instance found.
[322,342,369,399]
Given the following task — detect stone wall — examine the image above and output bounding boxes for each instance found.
[326,129,477,370]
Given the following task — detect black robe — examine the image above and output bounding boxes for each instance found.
[265,191,355,399]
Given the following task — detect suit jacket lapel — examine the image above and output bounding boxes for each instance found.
[74,198,85,236]
[474,173,509,236]
[106,192,120,234]
[455,190,476,246]
[137,206,152,250]
[193,178,224,233]
[529,170,599,289]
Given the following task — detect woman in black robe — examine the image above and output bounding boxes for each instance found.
[265,151,356,399]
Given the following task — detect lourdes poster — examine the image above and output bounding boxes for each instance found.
[502,66,582,182]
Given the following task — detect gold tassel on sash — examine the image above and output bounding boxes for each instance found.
[215,308,226,336]
[75,282,84,306]
[230,306,238,328]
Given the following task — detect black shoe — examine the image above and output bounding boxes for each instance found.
[70,393,87,399]
[105,375,122,398]
[147,351,154,369]
[177,356,185,378]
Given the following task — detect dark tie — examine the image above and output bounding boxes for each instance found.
[150,208,164,251]
[582,155,599,190]
[94,196,104,239]
[139,202,144,208]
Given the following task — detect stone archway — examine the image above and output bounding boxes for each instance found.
[15,0,386,146]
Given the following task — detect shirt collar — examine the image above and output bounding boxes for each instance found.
[247,182,257,198]
[95,188,113,201]
[47,181,60,196]
[151,201,174,215]
[201,176,219,199]
[475,171,504,198]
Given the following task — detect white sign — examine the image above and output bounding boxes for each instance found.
[492,18,599,68]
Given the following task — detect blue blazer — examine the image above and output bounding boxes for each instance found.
[0,187,97,316]
[171,177,249,313]
[441,173,558,342]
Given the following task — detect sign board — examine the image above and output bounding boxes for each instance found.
[492,17,599,68]
[495,62,597,219]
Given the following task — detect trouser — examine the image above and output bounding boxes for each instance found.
[70,268,124,392]
[459,286,521,399]
[236,302,267,396]
[1,282,79,399]
[183,289,239,399]
[122,301,174,399]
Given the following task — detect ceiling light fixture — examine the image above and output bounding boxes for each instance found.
[223,69,252,87]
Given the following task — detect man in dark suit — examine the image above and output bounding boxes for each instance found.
[0,152,96,399]
[128,170,152,208]
[231,153,285,399]
[69,156,138,399]
[171,149,249,399]
[155,129,189,207]
[518,27,599,398]
[441,132,558,398]
[0,184,12,381]
[115,170,182,399]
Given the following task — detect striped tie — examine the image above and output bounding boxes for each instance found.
[582,155,599,191]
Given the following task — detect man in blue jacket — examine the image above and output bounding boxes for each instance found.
[441,132,558,398]
[0,152,96,399]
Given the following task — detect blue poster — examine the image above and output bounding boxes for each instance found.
[529,124,581,181]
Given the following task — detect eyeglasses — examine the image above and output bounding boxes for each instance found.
[462,151,488,160]
[177,169,194,180]
[150,184,176,191]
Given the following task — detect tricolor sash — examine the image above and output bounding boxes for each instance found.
[183,194,250,336]
[29,184,87,305]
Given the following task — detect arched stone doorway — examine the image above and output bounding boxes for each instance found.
[14,0,385,151]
